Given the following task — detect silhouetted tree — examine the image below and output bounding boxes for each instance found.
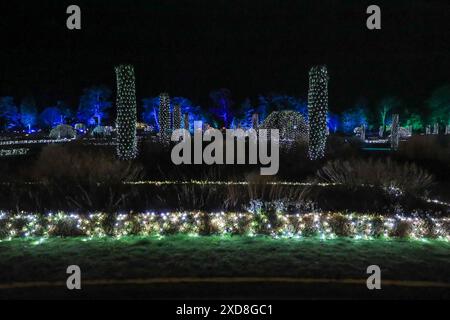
[209,88,233,128]
[0,96,20,130]
[427,85,450,126]
[77,85,112,126]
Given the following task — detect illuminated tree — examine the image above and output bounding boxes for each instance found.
[404,112,423,132]
[158,92,171,144]
[19,97,38,132]
[341,100,368,134]
[308,65,329,160]
[378,96,400,135]
[427,85,450,127]
[142,97,160,130]
[115,65,137,160]
[40,105,69,128]
[77,85,112,126]
[257,94,308,121]
[326,112,339,133]
[209,88,233,128]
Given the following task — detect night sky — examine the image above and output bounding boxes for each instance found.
[0,0,449,114]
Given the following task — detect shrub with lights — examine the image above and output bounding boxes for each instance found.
[0,210,448,240]
[259,110,308,142]
[308,65,329,160]
[114,64,137,160]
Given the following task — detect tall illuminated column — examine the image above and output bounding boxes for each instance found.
[158,92,171,144]
[307,65,329,160]
[115,64,137,160]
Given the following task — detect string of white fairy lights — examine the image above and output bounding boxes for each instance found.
[0,211,448,241]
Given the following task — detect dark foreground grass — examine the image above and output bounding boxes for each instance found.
[0,235,449,299]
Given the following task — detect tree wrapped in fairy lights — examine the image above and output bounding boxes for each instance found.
[307,65,329,160]
[114,64,137,160]
[173,104,181,130]
[158,92,171,144]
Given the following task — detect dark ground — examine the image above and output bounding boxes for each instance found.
[0,236,448,299]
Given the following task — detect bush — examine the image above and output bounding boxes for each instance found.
[31,143,144,212]
[49,124,76,139]
[397,135,450,164]
[317,158,434,195]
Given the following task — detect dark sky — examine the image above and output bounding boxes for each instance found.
[0,0,449,114]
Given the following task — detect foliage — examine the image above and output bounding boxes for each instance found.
[49,124,76,139]
[32,143,144,212]
[209,88,234,127]
[427,84,450,126]
[39,103,72,128]
[77,85,112,126]
[257,94,307,121]
[317,158,434,195]
[377,96,400,128]
[340,106,368,133]
[0,211,448,239]
[0,96,20,130]
[19,97,38,131]
[141,97,160,130]
[327,112,340,133]
[403,112,424,131]
[231,98,254,128]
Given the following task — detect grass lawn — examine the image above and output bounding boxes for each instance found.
[0,235,449,299]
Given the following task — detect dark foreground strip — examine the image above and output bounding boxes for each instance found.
[0,277,449,290]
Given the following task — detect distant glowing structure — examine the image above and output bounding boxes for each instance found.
[308,65,329,160]
[115,64,137,160]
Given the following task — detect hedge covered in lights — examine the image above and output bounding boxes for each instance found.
[0,211,448,240]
